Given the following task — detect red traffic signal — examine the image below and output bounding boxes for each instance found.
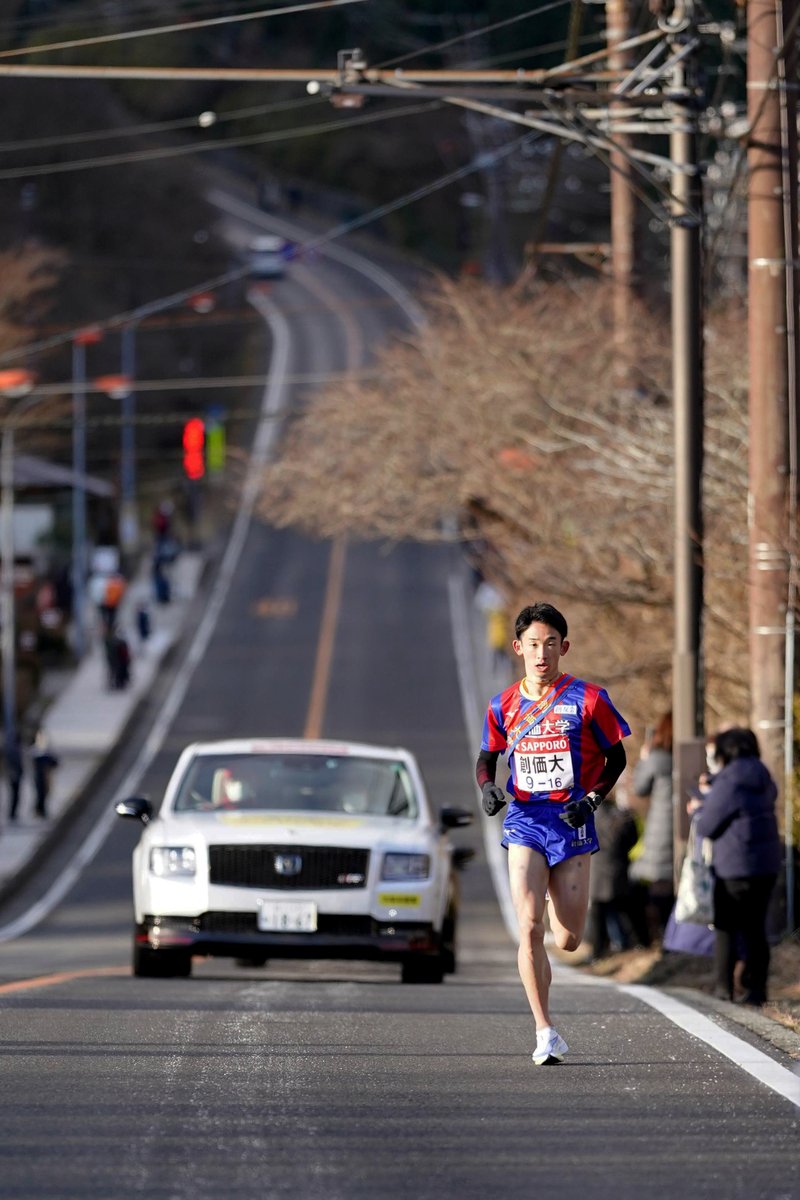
[182,417,205,480]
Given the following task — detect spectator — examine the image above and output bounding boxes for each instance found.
[630,711,675,942]
[93,570,126,634]
[586,793,645,959]
[152,499,173,547]
[5,732,24,822]
[662,771,718,959]
[31,729,59,820]
[475,580,509,671]
[136,604,151,644]
[695,727,782,1006]
[104,631,131,690]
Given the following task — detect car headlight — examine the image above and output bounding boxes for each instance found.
[149,846,197,878]
[381,852,430,881]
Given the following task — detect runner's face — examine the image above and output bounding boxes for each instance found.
[513,622,568,685]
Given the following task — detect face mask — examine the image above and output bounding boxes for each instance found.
[706,748,720,775]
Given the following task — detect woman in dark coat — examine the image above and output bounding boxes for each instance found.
[695,727,782,1006]
[630,711,674,940]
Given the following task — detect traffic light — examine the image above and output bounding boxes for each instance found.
[182,417,205,480]
[205,407,226,475]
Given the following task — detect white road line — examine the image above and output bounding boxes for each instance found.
[622,984,800,1109]
[447,570,518,943]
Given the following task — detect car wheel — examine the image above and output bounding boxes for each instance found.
[133,941,192,978]
[401,955,445,985]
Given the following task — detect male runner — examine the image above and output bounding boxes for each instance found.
[476,602,630,1065]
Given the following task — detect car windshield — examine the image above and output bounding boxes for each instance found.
[172,753,419,819]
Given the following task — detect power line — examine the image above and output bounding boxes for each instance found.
[0,0,368,61]
[0,0,268,38]
[0,100,442,180]
[0,127,543,369]
[0,95,323,155]
[287,129,546,249]
[704,1,800,279]
[464,31,605,71]
[374,0,574,70]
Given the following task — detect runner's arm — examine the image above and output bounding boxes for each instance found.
[476,750,506,816]
[476,749,500,788]
[593,740,627,798]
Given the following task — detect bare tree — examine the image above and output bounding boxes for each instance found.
[0,245,64,359]
[259,276,752,732]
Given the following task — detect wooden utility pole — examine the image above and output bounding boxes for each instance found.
[606,0,638,394]
[747,0,795,795]
[668,9,706,842]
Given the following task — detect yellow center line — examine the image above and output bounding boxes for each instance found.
[0,964,131,996]
[304,536,347,739]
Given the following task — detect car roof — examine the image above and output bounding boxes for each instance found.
[181,738,414,762]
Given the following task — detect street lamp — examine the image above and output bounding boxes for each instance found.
[96,371,136,556]
[71,326,103,660]
[113,291,216,560]
[0,368,37,751]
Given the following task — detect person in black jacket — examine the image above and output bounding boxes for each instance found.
[694,727,782,1006]
[586,795,644,959]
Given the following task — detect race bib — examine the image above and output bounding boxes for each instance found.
[513,735,574,795]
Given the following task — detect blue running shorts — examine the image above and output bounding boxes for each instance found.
[501,801,599,866]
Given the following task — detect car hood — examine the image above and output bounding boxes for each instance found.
[151,811,431,847]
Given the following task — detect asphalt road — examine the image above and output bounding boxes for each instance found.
[0,214,798,1200]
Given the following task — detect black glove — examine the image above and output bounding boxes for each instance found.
[481,782,507,816]
[558,791,603,829]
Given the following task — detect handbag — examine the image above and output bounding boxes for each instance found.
[674,822,715,925]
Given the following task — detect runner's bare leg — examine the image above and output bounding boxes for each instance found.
[508,845,552,1030]
[547,853,591,951]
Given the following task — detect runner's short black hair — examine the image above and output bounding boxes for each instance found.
[515,603,568,641]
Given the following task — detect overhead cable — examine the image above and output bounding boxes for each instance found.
[0,0,368,61]
[0,96,322,155]
[0,128,543,368]
[374,0,574,69]
[0,100,442,180]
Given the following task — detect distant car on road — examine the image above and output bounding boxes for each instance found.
[246,233,288,279]
[117,738,474,982]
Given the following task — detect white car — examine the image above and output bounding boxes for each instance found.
[116,738,474,983]
[246,233,288,278]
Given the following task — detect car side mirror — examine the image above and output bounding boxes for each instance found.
[115,797,153,824]
[439,805,474,830]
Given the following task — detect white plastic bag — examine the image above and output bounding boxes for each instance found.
[674,823,714,925]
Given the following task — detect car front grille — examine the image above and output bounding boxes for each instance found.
[208,844,370,890]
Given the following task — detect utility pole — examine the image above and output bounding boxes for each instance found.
[747,0,794,797]
[606,0,638,395]
[777,0,799,933]
[667,4,706,840]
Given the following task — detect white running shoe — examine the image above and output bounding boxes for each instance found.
[531,1030,569,1066]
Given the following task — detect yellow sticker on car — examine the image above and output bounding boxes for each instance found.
[378,893,421,907]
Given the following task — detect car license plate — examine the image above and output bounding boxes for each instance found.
[257,900,318,932]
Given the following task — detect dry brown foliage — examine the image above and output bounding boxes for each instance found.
[259,276,751,734]
[0,244,65,360]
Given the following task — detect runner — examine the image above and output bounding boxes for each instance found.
[476,602,631,1065]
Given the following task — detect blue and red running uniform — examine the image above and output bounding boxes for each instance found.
[481,673,631,861]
